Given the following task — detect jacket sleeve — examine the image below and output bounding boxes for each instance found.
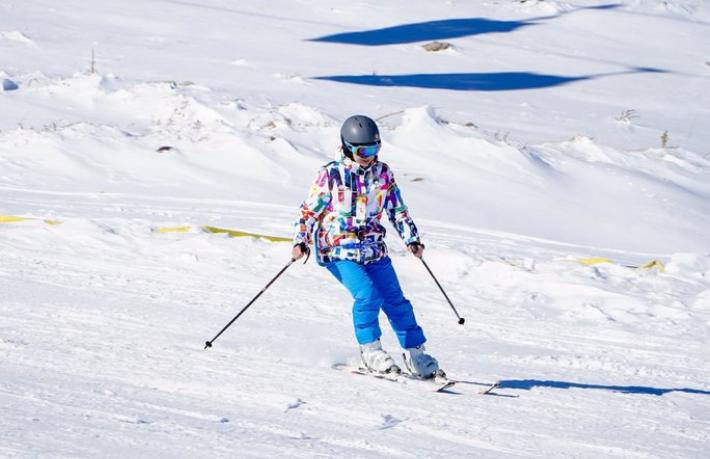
[293,167,332,246]
[384,168,421,245]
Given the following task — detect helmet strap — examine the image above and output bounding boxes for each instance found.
[341,142,354,160]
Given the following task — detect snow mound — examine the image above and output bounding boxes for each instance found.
[0,30,37,47]
[386,106,710,253]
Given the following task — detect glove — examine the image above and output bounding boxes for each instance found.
[408,241,425,258]
[292,242,311,262]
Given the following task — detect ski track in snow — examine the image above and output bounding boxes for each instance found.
[1,197,709,457]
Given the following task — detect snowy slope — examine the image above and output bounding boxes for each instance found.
[1,1,710,457]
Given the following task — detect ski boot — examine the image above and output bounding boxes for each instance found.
[360,340,401,375]
[403,345,440,379]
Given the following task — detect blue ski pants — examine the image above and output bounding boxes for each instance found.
[325,256,426,349]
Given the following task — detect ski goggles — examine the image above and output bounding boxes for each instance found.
[344,139,381,158]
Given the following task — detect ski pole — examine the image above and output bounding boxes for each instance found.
[204,258,296,349]
[419,258,465,325]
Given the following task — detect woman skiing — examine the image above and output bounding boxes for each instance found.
[291,115,440,378]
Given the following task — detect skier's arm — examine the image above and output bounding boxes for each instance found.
[293,167,332,248]
[384,169,421,247]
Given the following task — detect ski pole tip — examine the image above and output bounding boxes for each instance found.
[204,341,212,349]
[458,318,465,325]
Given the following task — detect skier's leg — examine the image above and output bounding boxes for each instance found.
[326,260,398,373]
[325,260,383,345]
[366,257,426,349]
[366,257,439,377]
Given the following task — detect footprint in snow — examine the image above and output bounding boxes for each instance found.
[117,416,151,425]
[378,414,403,430]
[285,398,306,412]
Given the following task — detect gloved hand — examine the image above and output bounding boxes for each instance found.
[408,241,425,259]
[292,242,310,261]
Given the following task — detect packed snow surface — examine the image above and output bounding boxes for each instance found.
[1,1,709,457]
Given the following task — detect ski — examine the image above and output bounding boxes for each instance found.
[333,363,456,392]
[350,366,456,392]
[395,369,500,395]
[430,372,457,393]
[475,381,500,395]
[444,378,500,395]
[333,363,499,395]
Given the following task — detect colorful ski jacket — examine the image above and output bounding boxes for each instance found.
[294,156,421,265]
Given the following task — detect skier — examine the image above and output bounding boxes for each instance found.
[291,115,440,378]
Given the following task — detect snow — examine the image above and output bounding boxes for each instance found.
[1,0,709,457]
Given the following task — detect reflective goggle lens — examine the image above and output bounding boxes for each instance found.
[345,140,381,158]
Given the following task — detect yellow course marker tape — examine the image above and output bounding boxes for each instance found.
[153,224,290,242]
[1,215,63,225]
[154,226,193,233]
[4,213,287,242]
[202,225,291,242]
[0,215,32,223]
[577,257,664,272]
[578,257,614,266]
[638,259,665,272]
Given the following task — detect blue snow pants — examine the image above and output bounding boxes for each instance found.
[325,256,426,349]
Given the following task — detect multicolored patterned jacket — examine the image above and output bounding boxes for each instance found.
[294,155,421,265]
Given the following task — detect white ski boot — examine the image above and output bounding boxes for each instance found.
[360,340,401,374]
[403,345,439,379]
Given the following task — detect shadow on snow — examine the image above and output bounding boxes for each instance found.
[312,68,664,92]
[309,4,621,46]
[311,18,533,46]
[314,71,585,91]
[309,4,651,92]
[498,379,710,396]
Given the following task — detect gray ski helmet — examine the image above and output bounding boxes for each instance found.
[340,115,380,151]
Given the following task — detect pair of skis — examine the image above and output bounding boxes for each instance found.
[334,363,499,395]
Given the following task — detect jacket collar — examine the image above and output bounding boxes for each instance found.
[342,154,377,174]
